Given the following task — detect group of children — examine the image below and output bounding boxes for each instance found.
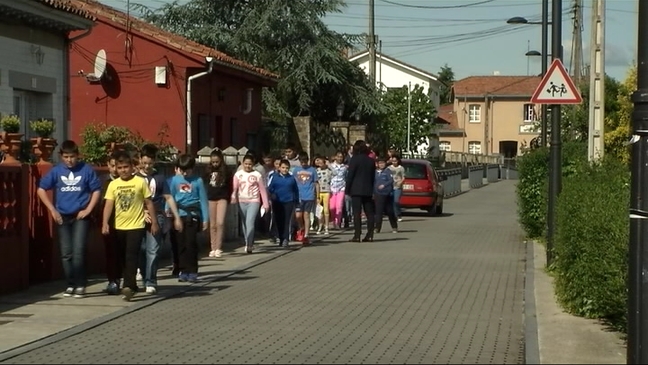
[37,140,407,303]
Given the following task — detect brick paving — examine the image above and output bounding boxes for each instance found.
[3,181,525,364]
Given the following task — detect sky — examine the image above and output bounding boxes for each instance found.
[99,0,637,82]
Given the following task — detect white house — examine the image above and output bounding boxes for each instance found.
[348,50,443,155]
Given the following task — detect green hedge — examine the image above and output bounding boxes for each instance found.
[516,142,587,238]
[553,157,629,331]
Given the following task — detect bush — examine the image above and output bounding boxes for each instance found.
[516,142,587,238]
[553,157,629,331]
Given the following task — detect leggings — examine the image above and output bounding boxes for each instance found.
[329,191,345,226]
[318,192,330,218]
[208,200,228,251]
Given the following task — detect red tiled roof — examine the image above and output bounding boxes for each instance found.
[436,104,461,131]
[453,76,540,97]
[68,0,278,80]
[39,0,96,20]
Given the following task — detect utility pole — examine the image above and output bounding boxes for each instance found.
[546,0,563,267]
[587,0,605,161]
[628,2,648,363]
[407,81,411,154]
[368,0,376,86]
[540,0,549,147]
[570,0,584,84]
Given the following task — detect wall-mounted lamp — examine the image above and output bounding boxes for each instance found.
[31,45,45,65]
[336,100,345,121]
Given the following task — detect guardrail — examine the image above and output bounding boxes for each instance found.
[469,165,485,189]
[486,164,500,183]
[437,167,462,197]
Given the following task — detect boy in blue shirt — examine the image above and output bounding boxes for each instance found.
[37,140,102,298]
[374,156,399,233]
[167,154,209,283]
[138,144,182,294]
[268,159,300,247]
[291,152,319,245]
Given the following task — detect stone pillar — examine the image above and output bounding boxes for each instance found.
[330,121,350,145]
[348,124,367,145]
[292,116,312,155]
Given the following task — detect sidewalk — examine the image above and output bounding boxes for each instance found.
[0,233,337,356]
[527,241,626,364]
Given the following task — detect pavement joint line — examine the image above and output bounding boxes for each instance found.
[0,231,339,362]
[524,240,541,365]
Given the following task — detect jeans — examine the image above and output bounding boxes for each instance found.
[58,215,90,288]
[139,214,166,288]
[393,188,403,218]
[272,201,295,242]
[239,202,261,246]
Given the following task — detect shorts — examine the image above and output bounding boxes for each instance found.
[295,200,315,213]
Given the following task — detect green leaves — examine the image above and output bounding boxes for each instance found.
[378,84,435,152]
[136,0,383,123]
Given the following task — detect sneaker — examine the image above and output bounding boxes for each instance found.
[295,230,304,242]
[136,269,143,282]
[172,267,180,277]
[302,237,311,246]
[121,287,135,302]
[398,217,403,222]
[324,229,329,235]
[208,250,215,257]
[63,287,74,297]
[213,249,222,258]
[105,282,119,295]
[281,239,289,247]
[187,273,199,283]
[178,272,189,282]
[245,245,254,254]
[146,286,157,294]
[73,287,86,298]
[269,237,278,244]
[392,230,398,233]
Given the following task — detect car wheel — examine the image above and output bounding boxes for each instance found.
[426,206,436,216]
[436,202,443,215]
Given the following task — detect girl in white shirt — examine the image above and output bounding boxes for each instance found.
[232,156,270,253]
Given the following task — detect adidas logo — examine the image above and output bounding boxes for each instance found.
[60,172,82,192]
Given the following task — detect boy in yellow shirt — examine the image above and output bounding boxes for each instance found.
[102,152,159,301]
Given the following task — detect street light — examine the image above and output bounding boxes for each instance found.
[336,100,345,121]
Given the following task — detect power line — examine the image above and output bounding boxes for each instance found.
[377,0,495,9]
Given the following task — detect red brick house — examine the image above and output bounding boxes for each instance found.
[67,0,278,154]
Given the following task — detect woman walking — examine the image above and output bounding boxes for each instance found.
[345,140,376,242]
[204,149,232,258]
[232,155,270,253]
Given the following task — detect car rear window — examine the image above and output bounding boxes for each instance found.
[402,163,428,179]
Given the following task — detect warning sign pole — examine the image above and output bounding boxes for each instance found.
[546,0,562,268]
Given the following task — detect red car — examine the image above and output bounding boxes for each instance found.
[399,159,445,215]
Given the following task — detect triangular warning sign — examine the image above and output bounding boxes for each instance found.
[530,59,583,104]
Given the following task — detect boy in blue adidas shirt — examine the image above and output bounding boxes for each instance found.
[168,154,209,283]
[37,140,102,298]
[268,159,300,247]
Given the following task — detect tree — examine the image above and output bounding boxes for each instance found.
[605,66,636,164]
[437,64,455,105]
[134,0,384,123]
[378,84,435,152]
[559,75,621,141]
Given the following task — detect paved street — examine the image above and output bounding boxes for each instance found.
[2,181,525,364]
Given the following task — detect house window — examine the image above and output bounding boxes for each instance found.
[439,141,451,151]
[468,141,482,154]
[468,104,481,123]
[523,103,536,123]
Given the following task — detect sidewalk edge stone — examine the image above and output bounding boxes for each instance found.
[525,239,541,365]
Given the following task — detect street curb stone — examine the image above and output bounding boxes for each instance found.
[0,234,335,362]
[525,240,541,365]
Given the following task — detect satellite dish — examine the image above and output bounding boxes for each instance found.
[86,49,107,83]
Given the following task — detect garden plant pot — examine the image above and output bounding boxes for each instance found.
[31,137,57,164]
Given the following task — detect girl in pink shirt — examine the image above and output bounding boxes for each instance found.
[231,155,270,253]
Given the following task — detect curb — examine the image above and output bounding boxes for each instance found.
[524,240,541,365]
[0,233,337,362]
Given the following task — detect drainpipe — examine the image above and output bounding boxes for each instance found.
[64,27,93,144]
[241,88,253,115]
[186,59,214,154]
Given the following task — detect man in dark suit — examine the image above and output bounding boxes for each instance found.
[345,140,376,242]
